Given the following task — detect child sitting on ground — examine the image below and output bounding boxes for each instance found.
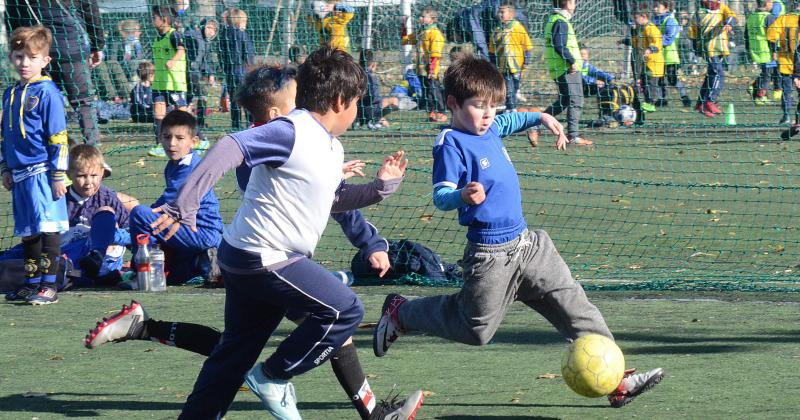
[128,110,223,285]
[357,50,416,130]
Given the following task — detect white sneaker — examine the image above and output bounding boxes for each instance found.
[244,363,301,420]
[147,145,166,158]
[84,300,149,349]
[397,96,418,111]
[373,294,407,357]
[516,92,527,102]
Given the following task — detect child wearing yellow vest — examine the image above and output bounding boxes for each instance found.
[653,0,691,107]
[688,0,737,118]
[489,1,533,113]
[767,3,800,124]
[149,5,189,158]
[746,0,780,105]
[402,7,448,123]
[631,9,664,118]
[311,1,355,53]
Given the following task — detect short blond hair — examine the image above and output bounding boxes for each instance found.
[227,7,248,28]
[10,25,52,56]
[68,144,106,174]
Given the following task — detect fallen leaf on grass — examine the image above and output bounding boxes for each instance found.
[48,355,63,361]
[510,396,521,403]
[422,390,436,397]
[537,373,561,379]
[419,214,433,222]
[358,322,377,329]
[690,251,718,258]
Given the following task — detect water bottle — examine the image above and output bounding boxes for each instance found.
[149,246,166,292]
[134,234,152,291]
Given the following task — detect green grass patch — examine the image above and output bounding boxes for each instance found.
[1,287,799,419]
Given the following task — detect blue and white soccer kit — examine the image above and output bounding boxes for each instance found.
[0,76,69,237]
[179,109,365,418]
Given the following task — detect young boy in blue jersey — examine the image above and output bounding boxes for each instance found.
[146,47,422,419]
[129,110,223,285]
[372,54,665,408]
[2,26,69,305]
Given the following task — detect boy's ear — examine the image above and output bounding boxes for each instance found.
[446,95,458,111]
[192,135,200,147]
[332,96,345,113]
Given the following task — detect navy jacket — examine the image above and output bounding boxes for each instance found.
[6,0,104,60]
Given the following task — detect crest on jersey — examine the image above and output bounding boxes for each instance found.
[480,158,490,169]
[25,96,39,112]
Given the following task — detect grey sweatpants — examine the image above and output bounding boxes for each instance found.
[398,229,612,345]
[545,72,584,140]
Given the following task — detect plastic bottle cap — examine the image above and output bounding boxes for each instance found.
[136,233,150,246]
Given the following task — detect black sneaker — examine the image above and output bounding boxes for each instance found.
[681,96,693,108]
[781,124,800,141]
[5,285,37,302]
[370,389,424,420]
[78,250,103,278]
[26,286,58,305]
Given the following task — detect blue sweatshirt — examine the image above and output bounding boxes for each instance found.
[154,151,223,234]
[432,112,543,244]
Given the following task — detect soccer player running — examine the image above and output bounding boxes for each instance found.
[86,63,422,420]
[372,54,664,408]
[147,47,423,419]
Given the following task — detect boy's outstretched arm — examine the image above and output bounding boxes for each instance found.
[332,210,391,277]
[494,112,567,150]
[151,136,245,239]
[331,150,408,212]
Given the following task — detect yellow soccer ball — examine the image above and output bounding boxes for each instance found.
[561,334,625,398]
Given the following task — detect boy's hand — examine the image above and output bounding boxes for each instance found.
[643,49,651,57]
[2,172,12,190]
[342,159,366,179]
[794,78,800,89]
[89,51,104,68]
[376,150,408,180]
[51,180,66,199]
[369,251,391,278]
[151,207,197,241]
[538,113,568,150]
[461,182,485,205]
[166,59,176,70]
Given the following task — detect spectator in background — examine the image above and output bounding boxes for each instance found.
[357,50,416,130]
[131,62,155,123]
[6,0,105,147]
[184,17,218,141]
[310,0,356,52]
[653,0,692,108]
[402,6,448,123]
[219,7,254,130]
[688,0,737,118]
[148,5,191,157]
[117,19,144,80]
[489,0,533,113]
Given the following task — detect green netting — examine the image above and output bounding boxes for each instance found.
[0,1,798,292]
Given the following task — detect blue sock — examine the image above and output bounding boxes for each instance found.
[26,276,41,287]
[90,210,117,253]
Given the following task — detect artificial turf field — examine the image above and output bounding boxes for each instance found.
[0,77,798,418]
[0,288,799,419]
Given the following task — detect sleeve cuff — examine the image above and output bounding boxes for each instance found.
[51,171,66,181]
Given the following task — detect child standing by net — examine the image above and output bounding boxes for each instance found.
[767,3,800,125]
[372,54,665,408]
[489,0,533,113]
[2,26,69,305]
[544,0,591,146]
[653,0,691,108]
[630,9,664,122]
[149,5,190,157]
[403,6,448,123]
[688,0,737,118]
[219,7,254,130]
[311,0,356,52]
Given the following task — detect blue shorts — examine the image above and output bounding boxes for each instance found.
[153,90,188,107]
[12,172,68,237]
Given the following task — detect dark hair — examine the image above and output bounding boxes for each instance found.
[443,55,505,108]
[359,49,375,67]
[235,64,298,120]
[552,0,572,8]
[296,47,367,114]
[161,109,197,135]
[288,45,306,63]
[499,0,516,9]
[656,0,673,8]
[151,5,174,23]
[137,61,155,81]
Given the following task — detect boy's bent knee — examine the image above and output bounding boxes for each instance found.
[465,325,495,346]
[130,205,157,228]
